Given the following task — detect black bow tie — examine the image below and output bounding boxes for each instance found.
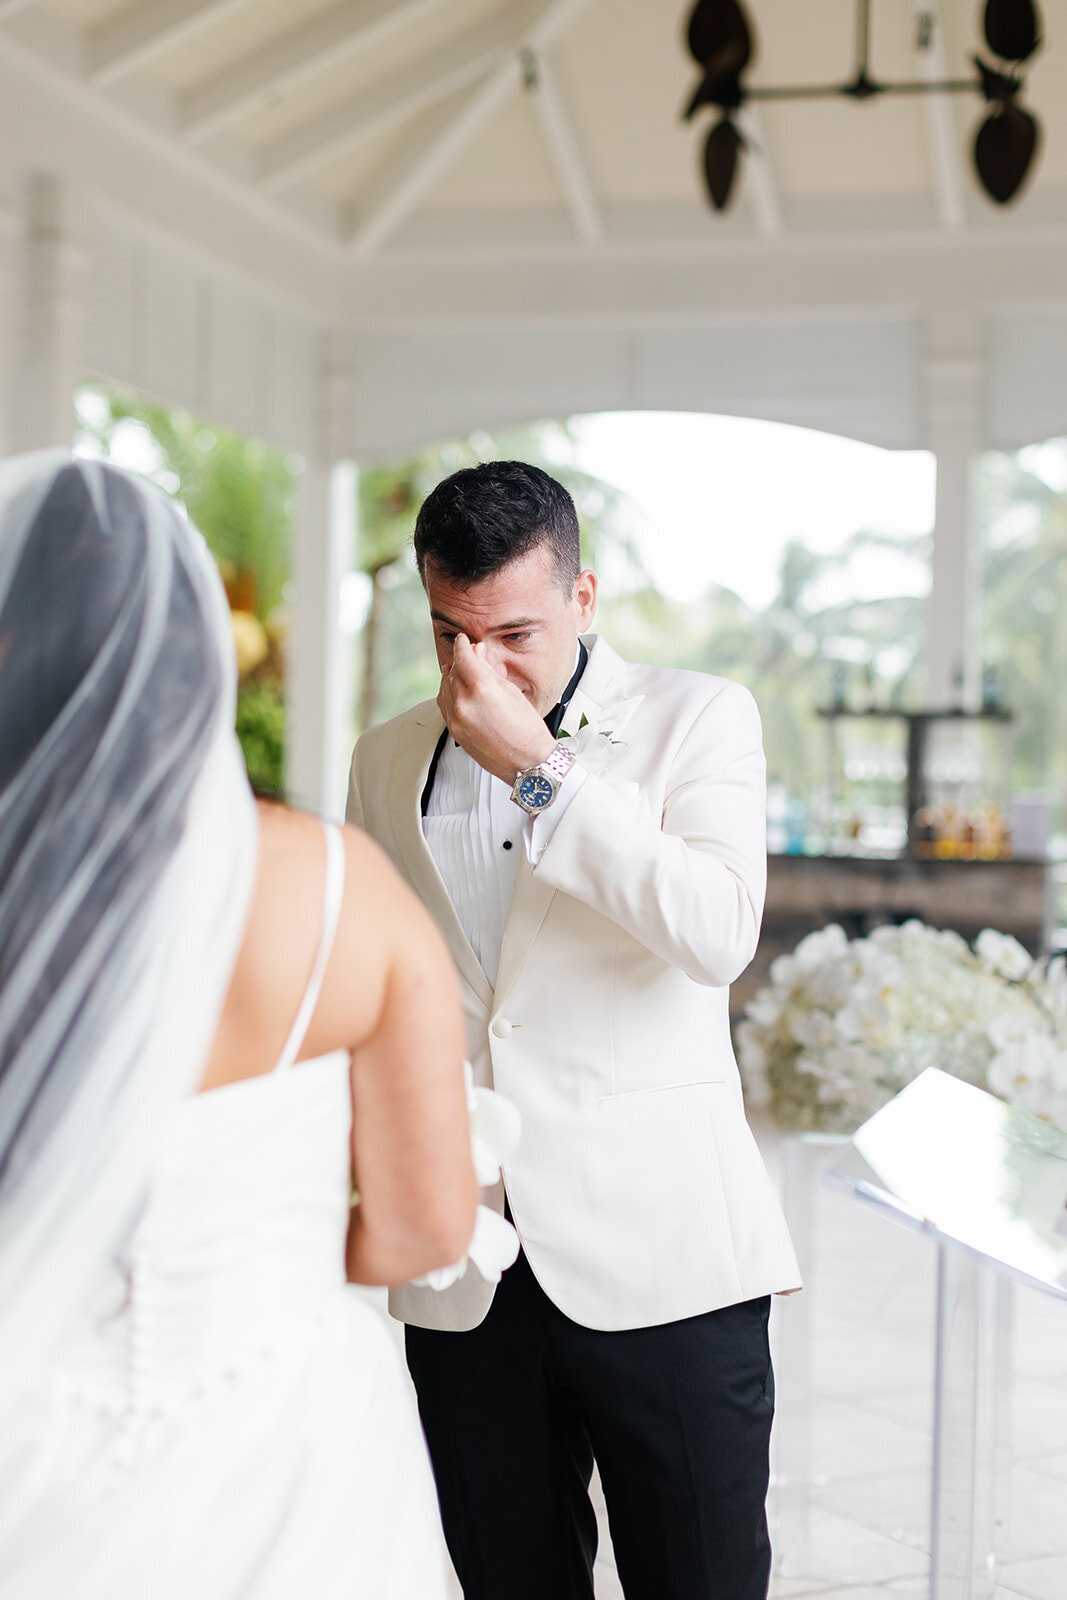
[421,638,589,817]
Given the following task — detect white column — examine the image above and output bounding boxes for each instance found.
[0,170,19,458]
[7,169,87,453]
[286,336,357,819]
[925,329,985,712]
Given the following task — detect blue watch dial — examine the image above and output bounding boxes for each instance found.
[518,773,554,809]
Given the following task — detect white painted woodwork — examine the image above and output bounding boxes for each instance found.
[0,177,18,457]
[526,48,603,244]
[341,314,925,462]
[912,0,968,231]
[7,169,86,452]
[287,452,357,817]
[0,39,337,309]
[339,217,1067,327]
[88,0,251,88]
[179,0,451,146]
[736,107,784,237]
[924,334,985,710]
[348,0,595,258]
[81,206,320,453]
[256,2,532,195]
[286,333,357,816]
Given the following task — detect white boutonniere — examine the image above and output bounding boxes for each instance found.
[557,696,644,775]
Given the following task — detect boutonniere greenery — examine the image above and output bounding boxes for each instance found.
[557,696,644,774]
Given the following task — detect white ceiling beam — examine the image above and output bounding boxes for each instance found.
[256,2,542,195]
[88,0,250,88]
[524,47,603,245]
[913,0,967,231]
[737,106,783,237]
[180,0,449,146]
[348,0,595,260]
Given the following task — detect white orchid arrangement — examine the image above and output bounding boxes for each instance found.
[737,921,1067,1135]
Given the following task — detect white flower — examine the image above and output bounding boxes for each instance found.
[793,924,850,970]
[558,696,644,775]
[736,917,1067,1135]
[413,1065,521,1292]
[976,928,1034,983]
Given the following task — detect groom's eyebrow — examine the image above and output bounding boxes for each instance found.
[431,611,541,632]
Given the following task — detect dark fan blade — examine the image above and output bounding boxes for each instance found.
[686,0,753,78]
[683,69,744,120]
[974,103,1041,201]
[983,0,1041,62]
[703,116,744,209]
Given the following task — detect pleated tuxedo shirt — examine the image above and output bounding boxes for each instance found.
[422,741,585,988]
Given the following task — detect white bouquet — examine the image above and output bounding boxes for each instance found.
[737,920,1067,1134]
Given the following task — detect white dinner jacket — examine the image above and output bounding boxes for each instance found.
[346,634,801,1333]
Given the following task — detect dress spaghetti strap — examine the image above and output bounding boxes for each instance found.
[273,822,346,1075]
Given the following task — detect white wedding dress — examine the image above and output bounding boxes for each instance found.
[1,825,450,1599]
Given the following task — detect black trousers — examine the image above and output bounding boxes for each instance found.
[405,1250,775,1600]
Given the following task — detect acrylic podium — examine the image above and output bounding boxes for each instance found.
[826,1069,1067,1600]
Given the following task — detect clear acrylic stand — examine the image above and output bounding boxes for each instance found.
[826,1069,1066,1600]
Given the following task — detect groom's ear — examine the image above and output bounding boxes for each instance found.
[574,569,598,625]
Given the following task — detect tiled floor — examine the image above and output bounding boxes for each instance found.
[385,1112,1067,1600]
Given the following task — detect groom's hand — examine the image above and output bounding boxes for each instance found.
[439,635,555,785]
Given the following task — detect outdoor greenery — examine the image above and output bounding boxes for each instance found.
[74,387,293,797]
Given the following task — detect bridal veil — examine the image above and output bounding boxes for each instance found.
[0,451,257,1460]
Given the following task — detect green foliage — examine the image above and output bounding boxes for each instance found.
[235,685,286,798]
[75,386,294,794]
[75,388,294,619]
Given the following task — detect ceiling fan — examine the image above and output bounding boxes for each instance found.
[683,0,1044,211]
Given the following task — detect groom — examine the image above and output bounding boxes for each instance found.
[347,461,800,1600]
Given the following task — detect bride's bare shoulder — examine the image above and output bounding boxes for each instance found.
[254,799,404,915]
[202,804,401,1089]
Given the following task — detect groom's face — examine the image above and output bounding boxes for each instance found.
[425,544,598,717]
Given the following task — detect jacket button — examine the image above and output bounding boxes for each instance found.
[491,1017,512,1039]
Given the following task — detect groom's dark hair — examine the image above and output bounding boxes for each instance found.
[413,461,581,591]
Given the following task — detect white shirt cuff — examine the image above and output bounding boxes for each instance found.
[524,762,588,862]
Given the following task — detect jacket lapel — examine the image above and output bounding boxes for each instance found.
[493,635,629,1009]
[387,708,495,1011]
[493,854,557,1011]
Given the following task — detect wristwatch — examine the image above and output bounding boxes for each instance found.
[510,741,577,815]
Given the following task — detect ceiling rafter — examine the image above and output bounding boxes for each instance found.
[524,47,603,244]
[255,3,539,195]
[88,0,251,88]
[179,0,449,146]
[912,0,967,230]
[736,106,783,236]
[347,0,595,259]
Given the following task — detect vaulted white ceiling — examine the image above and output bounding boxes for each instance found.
[3,0,1064,256]
[2,1,1066,465]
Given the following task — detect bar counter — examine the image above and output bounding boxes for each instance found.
[732,854,1052,1020]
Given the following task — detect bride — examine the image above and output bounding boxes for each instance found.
[0,451,505,1596]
